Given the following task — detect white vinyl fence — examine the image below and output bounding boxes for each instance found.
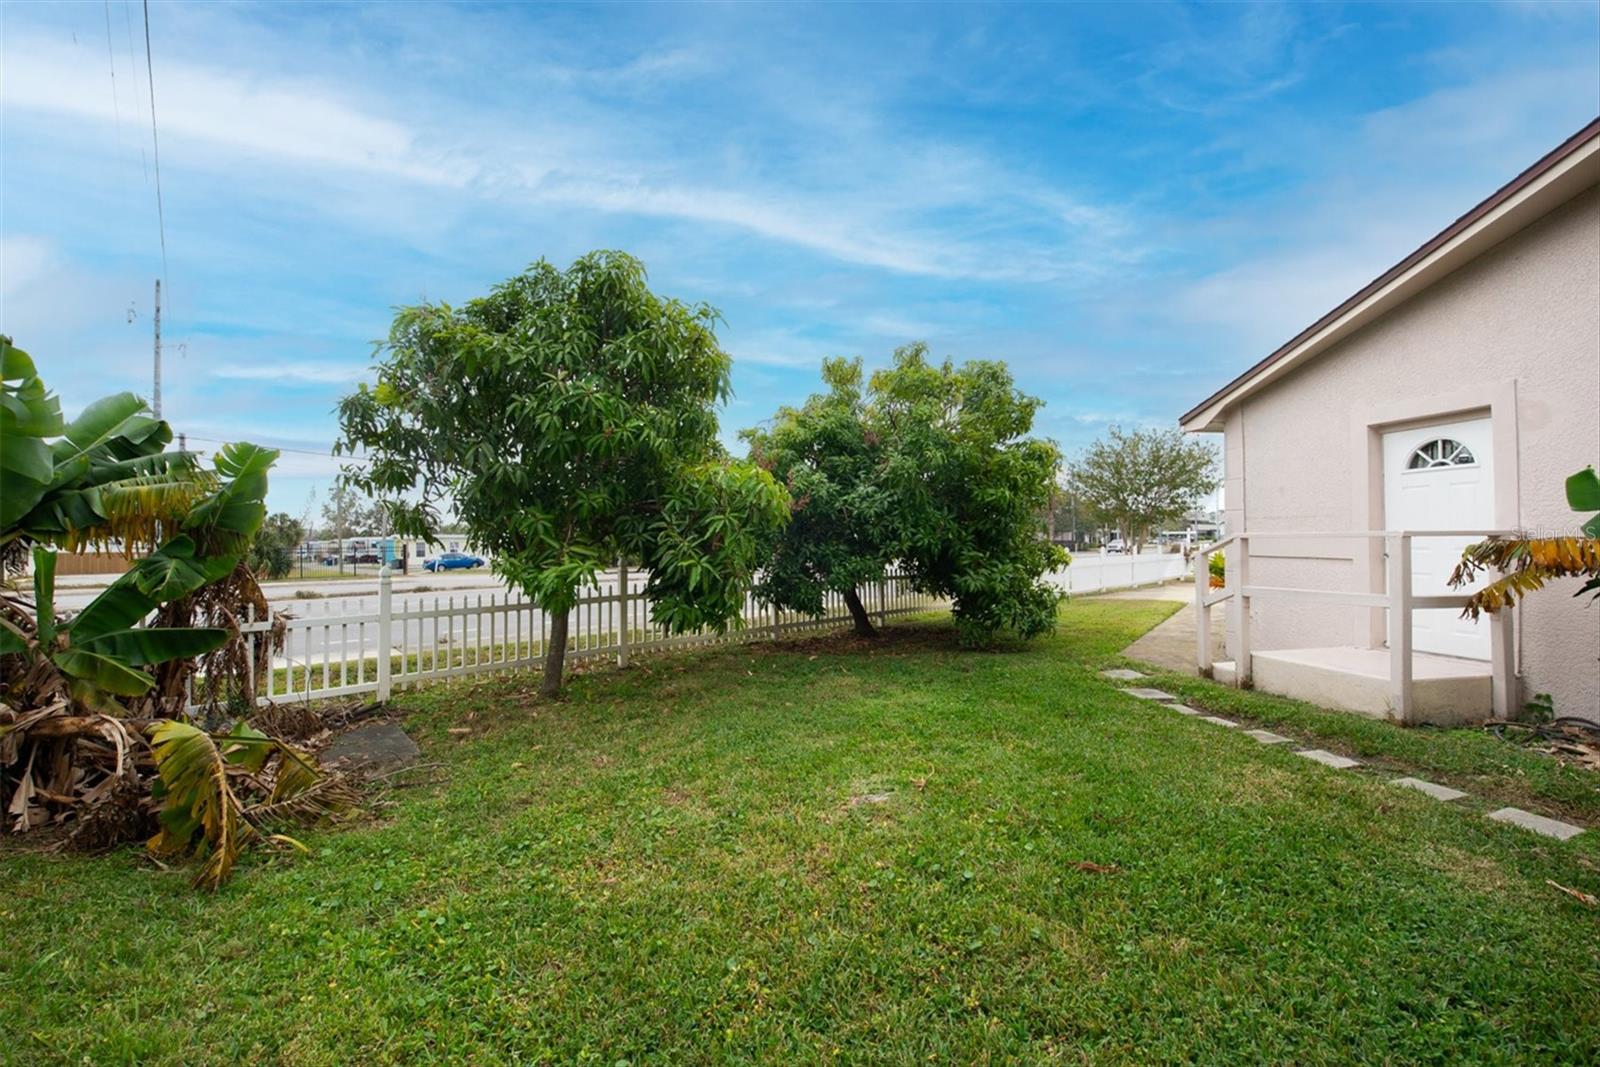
[200,567,941,712]
[188,550,1193,714]
[1043,550,1191,595]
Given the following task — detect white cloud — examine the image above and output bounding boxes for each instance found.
[3,27,1135,285]
[1165,60,1600,358]
[208,362,370,385]
[1,235,55,301]
[4,36,464,186]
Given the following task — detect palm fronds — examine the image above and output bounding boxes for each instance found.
[1450,536,1600,620]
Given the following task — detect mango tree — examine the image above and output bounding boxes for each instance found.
[869,344,1068,644]
[741,358,890,635]
[336,251,789,697]
[745,344,1067,645]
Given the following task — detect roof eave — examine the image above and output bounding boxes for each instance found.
[1179,117,1600,434]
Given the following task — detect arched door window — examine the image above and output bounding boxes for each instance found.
[1405,438,1476,471]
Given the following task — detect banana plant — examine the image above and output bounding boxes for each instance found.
[2,339,217,553]
[1,438,279,710]
[1449,466,1600,618]
[2,546,231,710]
[1,341,339,882]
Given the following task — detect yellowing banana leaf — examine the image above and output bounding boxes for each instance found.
[147,720,247,890]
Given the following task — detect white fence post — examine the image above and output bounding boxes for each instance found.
[376,564,393,702]
[1386,533,1413,722]
[1490,605,1515,719]
[1229,535,1250,687]
[1195,576,1211,676]
[617,560,630,668]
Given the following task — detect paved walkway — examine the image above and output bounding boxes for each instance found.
[1101,581,1222,673]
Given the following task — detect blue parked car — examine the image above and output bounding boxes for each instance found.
[423,550,486,572]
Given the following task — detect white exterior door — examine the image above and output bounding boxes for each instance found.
[1382,417,1494,660]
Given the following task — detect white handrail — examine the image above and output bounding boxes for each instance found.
[1194,528,1514,721]
[1207,528,1516,541]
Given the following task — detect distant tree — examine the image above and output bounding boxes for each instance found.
[1043,471,1097,546]
[336,251,789,697]
[742,358,890,636]
[1068,427,1220,550]
[745,344,1066,645]
[319,483,367,542]
[247,512,306,580]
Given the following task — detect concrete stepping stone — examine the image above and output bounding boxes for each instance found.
[1200,715,1239,728]
[1122,688,1178,701]
[1168,704,1203,716]
[1391,777,1468,802]
[1295,748,1360,770]
[1100,668,1147,681]
[321,722,420,773]
[1486,807,1584,841]
[1245,729,1291,745]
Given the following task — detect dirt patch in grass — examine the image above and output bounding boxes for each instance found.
[1211,763,1301,809]
[1422,845,1516,896]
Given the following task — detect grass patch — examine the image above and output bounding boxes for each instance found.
[1117,649,1600,823]
[4,597,1599,1063]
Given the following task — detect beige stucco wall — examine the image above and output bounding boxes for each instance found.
[1220,182,1600,720]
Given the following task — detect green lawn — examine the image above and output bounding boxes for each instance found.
[5,597,1599,1064]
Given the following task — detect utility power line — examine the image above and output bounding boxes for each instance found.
[123,0,148,179]
[101,2,121,130]
[140,0,168,289]
[180,435,372,464]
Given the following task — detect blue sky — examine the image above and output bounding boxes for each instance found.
[4,1,1598,519]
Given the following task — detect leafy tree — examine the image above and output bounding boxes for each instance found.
[1068,426,1220,550]
[746,344,1066,645]
[335,251,789,697]
[248,512,306,580]
[1,339,276,713]
[742,358,890,635]
[870,345,1067,644]
[319,483,371,541]
[1043,472,1097,546]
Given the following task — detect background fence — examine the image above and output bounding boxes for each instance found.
[1043,550,1190,595]
[195,550,1195,713]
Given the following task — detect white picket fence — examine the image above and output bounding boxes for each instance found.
[1043,550,1191,595]
[202,567,942,712]
[188,550,1193,713]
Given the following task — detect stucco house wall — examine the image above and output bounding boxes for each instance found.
[1221,183,1600,719]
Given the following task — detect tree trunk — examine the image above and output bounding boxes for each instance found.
[843,587,877,637]
[541,606,569,699]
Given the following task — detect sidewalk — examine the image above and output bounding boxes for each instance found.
[1104,582,1222,674]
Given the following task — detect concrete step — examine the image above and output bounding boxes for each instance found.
[1210,648,1491,725]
